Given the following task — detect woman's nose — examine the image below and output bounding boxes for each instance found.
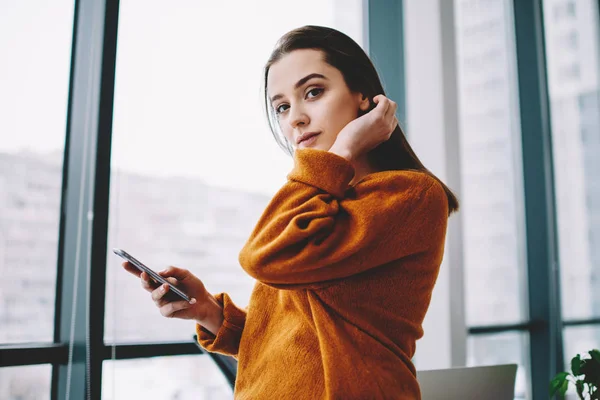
[289,106,309,128]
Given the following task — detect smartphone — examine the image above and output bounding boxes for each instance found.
[113,248,191,302]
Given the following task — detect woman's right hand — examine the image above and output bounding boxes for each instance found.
[122,262,224,334]
[328,94,398,161]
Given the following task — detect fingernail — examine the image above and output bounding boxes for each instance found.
[161,285,166,292]
[189,298,196,304]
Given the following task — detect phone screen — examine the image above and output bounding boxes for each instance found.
[113,248,191,302]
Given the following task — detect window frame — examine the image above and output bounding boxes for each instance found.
[1,2,600,400]
[466,1,600,399]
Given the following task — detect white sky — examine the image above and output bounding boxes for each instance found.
[0,0,364,195]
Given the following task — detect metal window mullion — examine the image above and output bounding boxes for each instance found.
[52,1,119,400]
[52,0,81,396]
[512,1,564,399]
[0,342,204,368]
[102,342,203,360]
[89,0,120,397]
[468,321,537,335]
[0,344,69,367]
[367,0,406,126]
[563,318,600,327]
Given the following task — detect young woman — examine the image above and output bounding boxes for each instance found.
[123,25,458,399]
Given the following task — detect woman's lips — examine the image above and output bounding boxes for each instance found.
[298,133,320,148]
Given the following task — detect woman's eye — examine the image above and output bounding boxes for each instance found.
[275,104,289,114]
[306,88,323,99]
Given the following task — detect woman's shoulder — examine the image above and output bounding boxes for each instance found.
[355,169,440,193]
[352,169,448,216]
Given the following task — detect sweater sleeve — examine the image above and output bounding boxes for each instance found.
[238,148,449,287]
[196,293,246,358]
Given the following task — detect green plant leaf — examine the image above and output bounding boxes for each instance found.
[559,378,570,396]
[573,354,583,376]
[553,372,570,381]
[550,372,570,396]
[576,380,585,399]
[590,349,600,364]
[582,357,600,387]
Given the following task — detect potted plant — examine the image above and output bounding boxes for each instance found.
[550,349,600,399]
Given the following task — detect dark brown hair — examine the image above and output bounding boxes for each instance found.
[263,25,458,214]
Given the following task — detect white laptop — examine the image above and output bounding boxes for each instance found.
[417,363,518,400]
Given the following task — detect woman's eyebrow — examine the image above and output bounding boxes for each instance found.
[270,73,328,104]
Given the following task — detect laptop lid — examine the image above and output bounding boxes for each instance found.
[417,363,518,400]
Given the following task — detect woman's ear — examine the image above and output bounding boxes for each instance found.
[358,94,370,112]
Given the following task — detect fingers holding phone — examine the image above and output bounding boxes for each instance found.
[115,248,190,301]
[122,260,143,278]
[151,280,197,319]
[140,270,159,292]
[123,261,205,319]
[115,249,221,328]
[123,261,202,318]
[122,262,162,293]
[151,266,212,320]
[120,261,155,291]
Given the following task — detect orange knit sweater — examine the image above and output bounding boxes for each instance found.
[197,149,449,399]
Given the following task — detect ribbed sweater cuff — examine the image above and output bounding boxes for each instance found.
[288,149,355,198]
[196,293,245,354]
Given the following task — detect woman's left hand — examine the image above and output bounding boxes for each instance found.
[328,94,398,161]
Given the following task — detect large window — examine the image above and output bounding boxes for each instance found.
[0,1,74,399]
[454,0,529,397]
[0,1,74,343]
[543,0,600,364]
[0,1,364,399]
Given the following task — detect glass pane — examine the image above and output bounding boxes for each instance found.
[0,364,51,400]
[105,0,365,342]
[543,0,600,320]
[455,0,528,325]
[563,325,600,370]
[0,2,74,343]
[467,332,530,399]
[102,355,232,399]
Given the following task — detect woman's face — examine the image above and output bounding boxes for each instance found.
[267,49,369,151]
